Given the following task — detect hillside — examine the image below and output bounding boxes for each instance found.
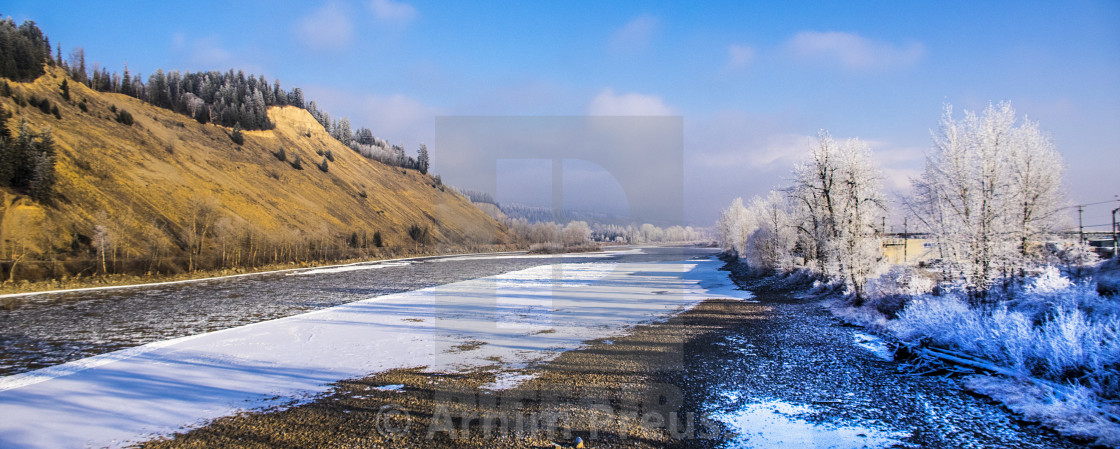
[0,67,508,281]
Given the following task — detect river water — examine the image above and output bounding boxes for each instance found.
[0,246,717,376]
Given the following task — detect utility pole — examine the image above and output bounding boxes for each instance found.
[1079,205,1085,245]
[1113,206,1118,258]
[903,217,909,264]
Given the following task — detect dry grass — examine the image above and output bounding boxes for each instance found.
[0,67,508,281]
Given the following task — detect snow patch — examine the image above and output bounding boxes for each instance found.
[481,372,538,390]
[433,252,614,263]
[371,384,405,392]
[711,399,911,448]
[290,261,412,276]
[853,333,893,361]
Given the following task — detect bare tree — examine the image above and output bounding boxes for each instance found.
[184,198,219,272]
[92,224,110,274]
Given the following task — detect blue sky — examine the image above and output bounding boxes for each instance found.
[6,1,1119,226]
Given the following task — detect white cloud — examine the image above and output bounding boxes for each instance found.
[169,33,263,73]
[682,110,930,224]
[609,14,659,53]
[588,88,674,116]
[303,86,442,150]
[863,141,926,194]
[726,44,756,70]
[360,94,442,144]
[298,2,354,50]
[370,0,417,24]
[786,31,923,70]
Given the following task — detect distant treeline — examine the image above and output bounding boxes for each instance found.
[0,16,431,172]
[497,202,630,227]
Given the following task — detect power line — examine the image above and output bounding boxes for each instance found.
[1065,198,1120,209]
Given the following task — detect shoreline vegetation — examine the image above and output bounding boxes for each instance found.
[0,241,693,298]
[714,102,1119,445]
[721,254,1120,446]
[0,243,521,297]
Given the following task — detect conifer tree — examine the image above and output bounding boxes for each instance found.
[28,128,55,203]
[417,144,430,175]
[120,65,132,96]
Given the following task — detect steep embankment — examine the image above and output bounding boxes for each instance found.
[0,67,507,280]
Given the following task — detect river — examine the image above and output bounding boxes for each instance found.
[0,246,717,376]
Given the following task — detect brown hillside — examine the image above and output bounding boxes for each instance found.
[0,67,507,279]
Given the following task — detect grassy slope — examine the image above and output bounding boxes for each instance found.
[0,67,507,276]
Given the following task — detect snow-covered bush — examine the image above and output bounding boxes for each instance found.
[965,376,1120,447]
[862,266,936,317]
[892,286,1120,392]
[1035,307,1120,383]
[892,296,1035,373]
[1008,266,1120,319]
[1053,241,1100,280]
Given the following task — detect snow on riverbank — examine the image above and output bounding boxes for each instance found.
[0,256,746,448]
[0,248,618,300]
[710,399,911,448]
[289,260,413,276]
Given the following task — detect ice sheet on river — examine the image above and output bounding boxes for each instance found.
[0,257,746,448]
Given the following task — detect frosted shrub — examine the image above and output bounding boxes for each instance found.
[890,295,970,341]
[894,296,1034,374]
[965,376,1120,446]
[1010,266,1119,319]
[1035,309,1120,384]
[894,292,1120,388]
[1029,266,1073,293]
[862,266,935,317]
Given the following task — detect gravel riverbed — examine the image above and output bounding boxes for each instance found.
[139,276,1085,448]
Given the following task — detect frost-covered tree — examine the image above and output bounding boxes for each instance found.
[742,191,797,272]
[561,221,592,246]
[790,132,885,300]
[716,197,754,257]
[911,102,1066,297]
[332,117,352,147]
[92,224,110,274]
[1007,117,1065,261]
[287,87,304,109]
